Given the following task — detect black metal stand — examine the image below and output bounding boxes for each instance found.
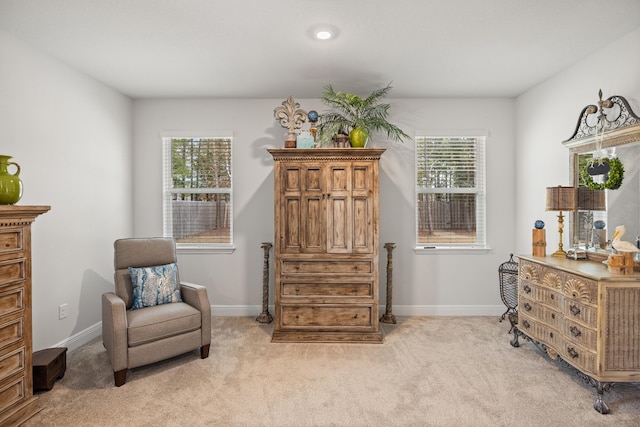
[255,242,273,323]
[380,242,396,324]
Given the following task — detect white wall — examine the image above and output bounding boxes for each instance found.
[515,27,640,254]
[134,97,516,315]
[0,29,133,350]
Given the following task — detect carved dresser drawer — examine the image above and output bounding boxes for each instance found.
[564,299,597,330]
[561,339,596,374]
[517,313,560,347]
[514,255,640,414]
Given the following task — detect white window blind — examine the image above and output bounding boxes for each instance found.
[162,136,233,250]
[415,135,486,248]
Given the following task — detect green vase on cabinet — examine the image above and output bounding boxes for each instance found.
[0,155,23,205]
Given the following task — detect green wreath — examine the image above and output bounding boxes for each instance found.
[581,157,624,190]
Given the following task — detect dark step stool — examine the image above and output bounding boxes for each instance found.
[33,347,67,392]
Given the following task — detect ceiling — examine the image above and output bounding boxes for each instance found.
[1,0,640,99]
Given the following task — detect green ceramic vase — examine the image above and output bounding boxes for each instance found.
[349,128,369,148]
[0,155,23,205]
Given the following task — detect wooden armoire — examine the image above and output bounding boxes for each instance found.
[0,205,49,425]
[268,148,385,343]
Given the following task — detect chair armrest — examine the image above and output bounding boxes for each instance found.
[102,292,128,372]
[180,282,211,346]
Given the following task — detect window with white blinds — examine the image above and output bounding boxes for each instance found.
[162,135,233,251]
[415,134,486,249]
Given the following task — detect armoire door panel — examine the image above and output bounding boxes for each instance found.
[282,197,301,251]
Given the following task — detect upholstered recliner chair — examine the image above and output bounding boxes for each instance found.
[102,237,211,386]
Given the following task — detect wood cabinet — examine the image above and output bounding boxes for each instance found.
[268,148,384,343]
[0,205,49,426]
[512,255,640,414]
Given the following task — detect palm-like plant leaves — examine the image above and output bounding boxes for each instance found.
[317,83,410,144]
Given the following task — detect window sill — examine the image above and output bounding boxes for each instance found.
[414,246,491,255]
[177,244,236,254]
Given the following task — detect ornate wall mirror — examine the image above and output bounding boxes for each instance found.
[563,90,640,258]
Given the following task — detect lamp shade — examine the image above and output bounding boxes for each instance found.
[577,188,606,211]
[546,186,577,211]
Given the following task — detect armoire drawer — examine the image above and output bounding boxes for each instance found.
[0,228,23,255]
[281,281,373,297]
[0,347,25,382]
[0,259,26,288]
[281,305,373,328]
[281,260,372,275]
[0,288,24,318]
[0,318,24,351]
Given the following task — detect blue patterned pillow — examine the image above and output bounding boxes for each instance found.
[129,262,182,310]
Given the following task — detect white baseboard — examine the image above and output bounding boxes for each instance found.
[58,304,507,352]
[53,321,102,352]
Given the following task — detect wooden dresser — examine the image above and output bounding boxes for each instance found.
[268,148,384,343]
[512,255,640,414]
[0,205,49,425]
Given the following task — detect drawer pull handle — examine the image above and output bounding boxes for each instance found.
[551,313,555,320]
[522,319,530,329]
[523,284,531,294]
[353,314,358,318]
[550,332,554,338]
[570,326,582,338]
[550,294,554,300]
[567,347,579,359]
[524,302,532,311]
[569,304,581,316]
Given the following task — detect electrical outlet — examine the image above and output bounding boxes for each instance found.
[59,303,68,320]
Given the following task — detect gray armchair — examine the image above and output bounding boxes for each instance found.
[102,237,211,386]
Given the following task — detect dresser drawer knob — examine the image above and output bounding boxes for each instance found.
[523,302,532,311]
[523,284,531,294]
[570,326,582,338]
[550,294,554,300]
[569,304,581,316]
[522,319,531,329]
[353,314,358,318]
[567,347,579,359]
[551,313,555,320]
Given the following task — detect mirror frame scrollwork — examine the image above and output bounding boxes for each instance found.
[562,90,640,255]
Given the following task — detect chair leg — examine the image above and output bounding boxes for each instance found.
[201,344,210,359]
[114,369,127,387]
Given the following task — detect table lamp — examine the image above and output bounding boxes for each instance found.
[546,186,577,257]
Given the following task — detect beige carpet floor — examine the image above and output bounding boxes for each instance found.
[24,316,640,426]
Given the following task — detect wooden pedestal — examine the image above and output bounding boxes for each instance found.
[532,228,546,257]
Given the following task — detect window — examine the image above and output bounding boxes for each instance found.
[162,134,233,252]
[415,134,486,250]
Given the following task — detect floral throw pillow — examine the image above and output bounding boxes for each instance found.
[129,262,182,310]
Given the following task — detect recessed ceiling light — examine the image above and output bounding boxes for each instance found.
[315,30,332,40]
[309,25,339,41]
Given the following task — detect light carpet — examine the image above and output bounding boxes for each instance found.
[25,316,640,426]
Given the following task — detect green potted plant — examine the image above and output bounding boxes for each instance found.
[317,83,410,147]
